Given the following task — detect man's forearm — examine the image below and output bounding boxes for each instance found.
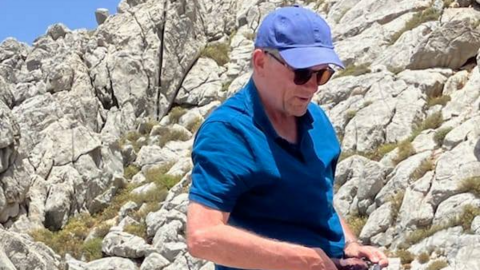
[338,214,358,243]
[188,223,327,270]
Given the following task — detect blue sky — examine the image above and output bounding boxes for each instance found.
[0,0,120,45]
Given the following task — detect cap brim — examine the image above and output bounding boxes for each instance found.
[279,47,345,69]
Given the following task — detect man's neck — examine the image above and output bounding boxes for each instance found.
[263,102,298,144]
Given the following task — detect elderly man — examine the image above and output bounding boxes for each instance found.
[186,5,388,270]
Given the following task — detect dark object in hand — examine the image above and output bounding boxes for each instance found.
[333,258,382,270]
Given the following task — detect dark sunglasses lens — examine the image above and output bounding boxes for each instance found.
[317,68,334,85]
[293,69,313,85]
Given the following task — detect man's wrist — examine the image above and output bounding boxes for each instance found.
[344,239,362,258]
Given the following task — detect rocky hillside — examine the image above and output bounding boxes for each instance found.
[0,0,479,269]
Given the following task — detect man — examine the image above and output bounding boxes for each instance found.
[186,5,389,270]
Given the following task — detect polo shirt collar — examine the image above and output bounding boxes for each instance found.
[245,78,314,142]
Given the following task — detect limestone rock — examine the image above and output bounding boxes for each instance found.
[85,257,139,270]
[140,253,170,270]
[176,58,223,106]
[95,8,110,25]
[102,231,155,258]
[0,229,63,270]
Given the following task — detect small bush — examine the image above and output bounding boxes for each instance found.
[389,191,405,221]
[200,42,230,66]
[82,238,103,261]
[443,0,454,7]
[134,202,161,221]
[221,80,232,92]
[427,95,451,107]
[394,249,415,265]
[347,215,368,237]
[142,118,159,135]
[95,222,112,238]
[169,107,187,124]
[97,184,139,222]
[124,222,147,239]
[186,117,203,134]
[364,143,397,161]
[336,63,371,78]
[159,129,190,147]
[458,176,480,197]
[124,164,140,180]
[145,168,182,190]
[30,213,98,259]
[338,150,356,162]
[426,259,448,270]
[457,204,480,232]
[126,131,141,143]
[417,252,430,264]
[393,140,415,165]
[410,158,434,181]
[404,205,480,246]
[419,112,444,132]
[390,8,441,44]
[434,127,453,146]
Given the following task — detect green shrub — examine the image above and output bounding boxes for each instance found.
[443,0,454,7]
[124,164,140,180]
[338,150,356,162]
[417,252,430,264]
[338,143,397,162]
[221,80,232,92]
[389,191,405,221]
[434,127,453,146]
[426,259,448,270]
[159,129,190,147]
[364,143,397,161]
[457,204,480,232]
[30,213,99,260]
[336,63,371,78]
[394,249,415,265]
[95,222,112,238]
[134,202,161,221]
[97,184,139,222]
[169,107,187,124]
[145,168,182,190]
[347,215,368,237]
[404,205,479,245]
[393,140,415,165]
[200,42,230,66]
[458,176,480,197]
[427,95,451,107]
[186,117,203,134]
[390,8,441,44]
[142,118,159,135]
[417,112,444,133]
[410,158,434,181]
[126,131,141,143]
[82,238,103,261]
[124,222,147,239]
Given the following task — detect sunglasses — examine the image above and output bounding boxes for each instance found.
[264,50,335,86]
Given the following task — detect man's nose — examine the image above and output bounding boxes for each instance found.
[303,75,319,93]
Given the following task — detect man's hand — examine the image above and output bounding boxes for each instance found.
[344,242,389,268]
[306,248,339,270]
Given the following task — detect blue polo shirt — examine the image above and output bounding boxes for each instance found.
[189,78,345,270]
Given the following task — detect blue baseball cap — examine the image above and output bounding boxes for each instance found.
[255,5,344,69]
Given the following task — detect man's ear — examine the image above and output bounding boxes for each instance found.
[252,49,266,76]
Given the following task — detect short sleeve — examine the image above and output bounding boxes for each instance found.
[189,121,253,212]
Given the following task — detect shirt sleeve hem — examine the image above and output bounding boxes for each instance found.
[188,193,235,213]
